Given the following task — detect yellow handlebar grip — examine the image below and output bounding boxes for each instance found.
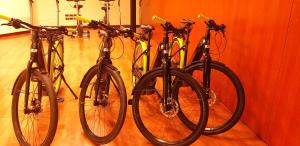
[0,14,12,21]
[197,13,210,21]
[133,33,141,39]
[152,15,167,25]
[75,15,91,23]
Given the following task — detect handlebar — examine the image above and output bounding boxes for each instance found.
[197,13,226,32]
[75,15,135,38]
[152,15,190,36]
[0,14,72,37]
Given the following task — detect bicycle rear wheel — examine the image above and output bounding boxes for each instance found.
[178,61,245,135]
[12,69,58,146]
[79,65,127,144]
[132,68,208,146]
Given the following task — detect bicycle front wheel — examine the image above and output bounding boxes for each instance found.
[132,68,208,146]
[178,61,245,135]
[79,65,127,144]
[12,69,58,146]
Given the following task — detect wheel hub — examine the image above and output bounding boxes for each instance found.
[160,98,179,118]
[208,90,217,107]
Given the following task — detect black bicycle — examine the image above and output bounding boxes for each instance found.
[76,16,127,144]
[0,14,71,145]
[169,14,245,135]
[129,16,208,146]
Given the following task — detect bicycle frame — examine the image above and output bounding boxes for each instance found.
[47,35,64,91]
[174,23,220,95]
[132,38,150,74]
[131,26,177,111]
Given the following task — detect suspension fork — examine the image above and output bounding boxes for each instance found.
[24,31,40,113]
[162,32,172,111]
[203,47,211,97]
[94,37,112,103]
[24,59,34,113]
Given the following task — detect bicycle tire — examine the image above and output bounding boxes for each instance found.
[132,68,208,146]
[177,61,245,135]
[79,65,127,144]
[12,69,58,146]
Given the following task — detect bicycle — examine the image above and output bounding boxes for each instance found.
[0,14,72,145]
[76,16,127,144]
[129,16,208,146]
[168,14,245,135]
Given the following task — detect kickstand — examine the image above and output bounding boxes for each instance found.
[61,74,79,99]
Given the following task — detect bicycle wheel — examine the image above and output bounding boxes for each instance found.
[12,69,58,146]
[177,61,245,135]
[132,68,208,146]
[170,37,183,68]
[132,41,147,85]
[79,65,127,144]
[49,40,64,93]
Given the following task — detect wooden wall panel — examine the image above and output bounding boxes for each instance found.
[141,0,300,145]
[268,0,300,145]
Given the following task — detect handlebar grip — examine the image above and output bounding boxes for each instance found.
[197,13,210,21]
[75,15,91,23]
[152,15,167,25]
[0,14,12,21]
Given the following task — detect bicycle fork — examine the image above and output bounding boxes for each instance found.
[94,37,112,106]
[24,40,43,114]
[162,33,172,112]
[203,47,212,98]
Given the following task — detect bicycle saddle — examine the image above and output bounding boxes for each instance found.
[180,19,195,25]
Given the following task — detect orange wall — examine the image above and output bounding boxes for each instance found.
[140,0,300,146]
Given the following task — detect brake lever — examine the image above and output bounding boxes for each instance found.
[1,22,12,26]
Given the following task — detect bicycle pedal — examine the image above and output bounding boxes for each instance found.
[57,96,64,103]
[128,99,132,105]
